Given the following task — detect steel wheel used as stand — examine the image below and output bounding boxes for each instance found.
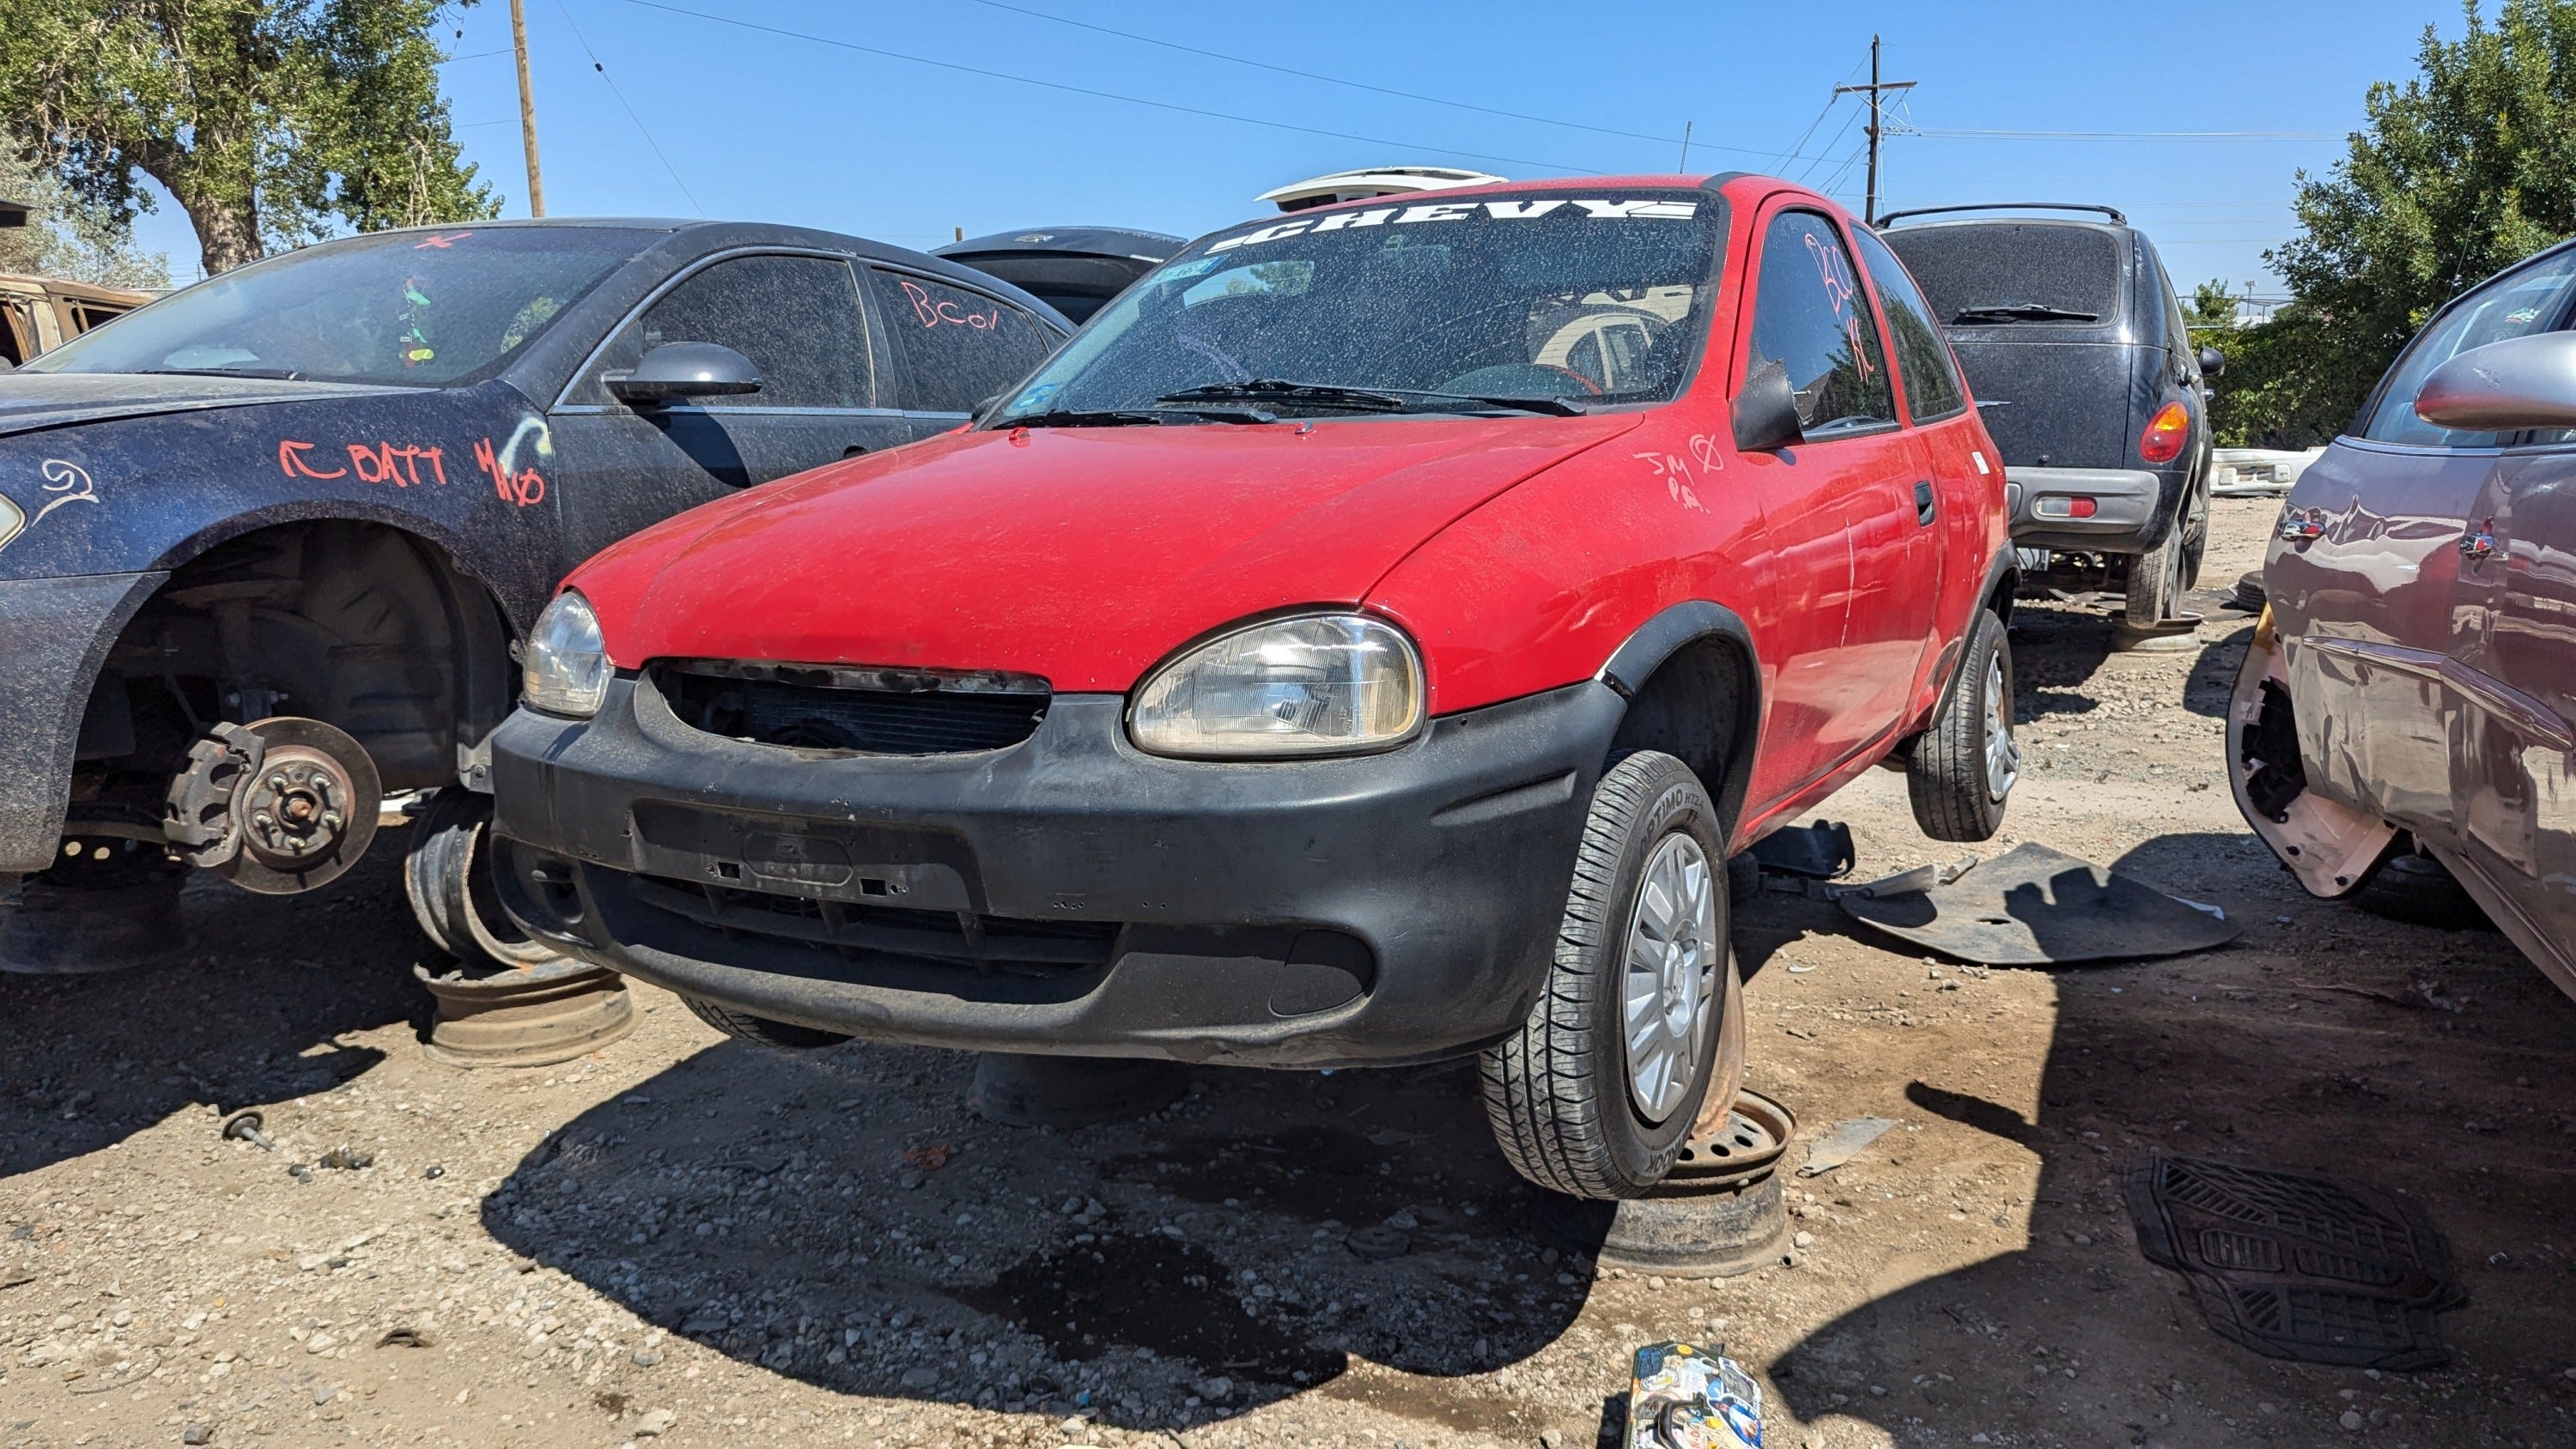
[969,1052,1188,1128]
[1532,1088,1796,1276]
[416,955,636,1069]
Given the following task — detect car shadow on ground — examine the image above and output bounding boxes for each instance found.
[483,1038,1592,1434]
[1751,830,2576,1443]
[0,843,429,1180]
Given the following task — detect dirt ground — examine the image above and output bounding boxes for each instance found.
[5,496,2574,1449]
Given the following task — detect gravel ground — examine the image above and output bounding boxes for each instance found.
[4,497,2573,1449]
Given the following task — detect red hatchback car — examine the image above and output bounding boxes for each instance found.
[489,174,2019,1198]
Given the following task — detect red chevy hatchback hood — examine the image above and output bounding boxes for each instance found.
[576,414,1641,691]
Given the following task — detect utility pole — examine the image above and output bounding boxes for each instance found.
[509,0,545,218]
[1832,35,1915,225]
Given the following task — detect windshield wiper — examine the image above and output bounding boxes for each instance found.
[131,365,311,381]
[1005,403,1274,429]
[1159,379,1408,412]
[1949,303,2099,324]
[1158,378,1589,417]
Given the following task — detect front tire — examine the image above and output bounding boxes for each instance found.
[1906,608,2016,842]
[404,788,568,970]
[1483,751,1728,1200]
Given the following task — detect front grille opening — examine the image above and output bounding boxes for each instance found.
[629,872,1117,976]
[654,659,1049,755]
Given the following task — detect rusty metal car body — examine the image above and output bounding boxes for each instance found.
[2232,239,2576,1002]
[0,274,150,367]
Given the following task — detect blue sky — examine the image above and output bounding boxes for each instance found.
[132,0,2461,295]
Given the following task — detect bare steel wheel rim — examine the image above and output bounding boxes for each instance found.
[1623,832,1718,1123]
[1983,652,2020,800]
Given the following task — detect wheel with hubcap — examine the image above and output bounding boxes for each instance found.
[1905,608,2017,842]
[1483,750,1730,1200]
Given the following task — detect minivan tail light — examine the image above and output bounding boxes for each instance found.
[2139,400,2191,464]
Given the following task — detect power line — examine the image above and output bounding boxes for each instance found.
[1907,127,2335,142]
[1794,105,1864,185]
[1772,79,1854,174]
[556,0,704,215]
[957,0,1708,152]
[616,0,1864,175]
[616,0,1615,175]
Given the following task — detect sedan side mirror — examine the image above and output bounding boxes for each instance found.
[1732,358,1804,453]
[2197,345,2227,379]
[2415,330,2576,432]
[607,342,762,406]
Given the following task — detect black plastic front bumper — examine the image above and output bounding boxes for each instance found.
[0,571,168,876]
[488,675,1625,1068]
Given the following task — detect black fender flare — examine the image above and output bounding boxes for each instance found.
[1913,546,2021,741]
[1595,599,1765,843]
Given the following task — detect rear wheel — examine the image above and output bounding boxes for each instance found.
[2178,469,2212,591]
[2123,474,2209,625]
[2350,843,2494,931]
[404,788,566,970]
[1483,751,1728,1200]
[1906,609,2017,842]
[680,994,853,1050]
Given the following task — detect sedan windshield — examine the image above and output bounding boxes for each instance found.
[991,191,1723,425]
[27,226,656,386]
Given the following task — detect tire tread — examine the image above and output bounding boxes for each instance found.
[1481,751,1706,1199]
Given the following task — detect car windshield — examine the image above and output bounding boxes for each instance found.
[26,227,655,386]
[989,191,1723,425]
[1880,223,2123,325]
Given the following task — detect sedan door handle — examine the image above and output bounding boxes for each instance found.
[2459,519,2498,561]
[1914,480,1936,527]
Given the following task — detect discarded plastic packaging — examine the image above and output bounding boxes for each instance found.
[1797,1116,1896,1178]
[1630,1340,1762,1448]
[1840,853,1981,900]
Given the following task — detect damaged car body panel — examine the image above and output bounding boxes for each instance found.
[2233,240,2576,1003]
[0,219,1068,932]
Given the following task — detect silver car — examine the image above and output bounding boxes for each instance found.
[2232,238,2576,1001]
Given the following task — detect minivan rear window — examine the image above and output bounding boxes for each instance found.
[1881,224,2123,326]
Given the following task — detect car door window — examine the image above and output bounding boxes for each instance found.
[574,253,876,409]
[2361,247,2576,448]
[1852,227,1966,422]
[865,269,1056,414]
[1748,211,1897,438]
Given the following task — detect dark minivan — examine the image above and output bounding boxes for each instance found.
[1881,204,2220,630]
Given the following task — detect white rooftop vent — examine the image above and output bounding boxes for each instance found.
[1257,167,1507,213]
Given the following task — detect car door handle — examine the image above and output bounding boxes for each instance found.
[2459,519,2498,561]
[1914,480,1936,527]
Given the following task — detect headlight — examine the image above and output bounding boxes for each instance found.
[1130,614,1425,759]
[523,591,611,718]
[0,493,22,552]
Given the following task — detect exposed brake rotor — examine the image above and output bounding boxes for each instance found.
[164,717,381,894]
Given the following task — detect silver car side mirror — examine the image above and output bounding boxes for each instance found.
[2413,330,2576,432]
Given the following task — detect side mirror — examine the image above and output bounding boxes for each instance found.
[2197,345,2227,379]
[1732,358,1804,452]
[2415,331,2576,432]
[607,342,762,406]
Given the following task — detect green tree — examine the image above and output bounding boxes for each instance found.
[2238,0,2576,443]
[0,0,498,277]
[0,130,170,288]
[2186,279,2239,331]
